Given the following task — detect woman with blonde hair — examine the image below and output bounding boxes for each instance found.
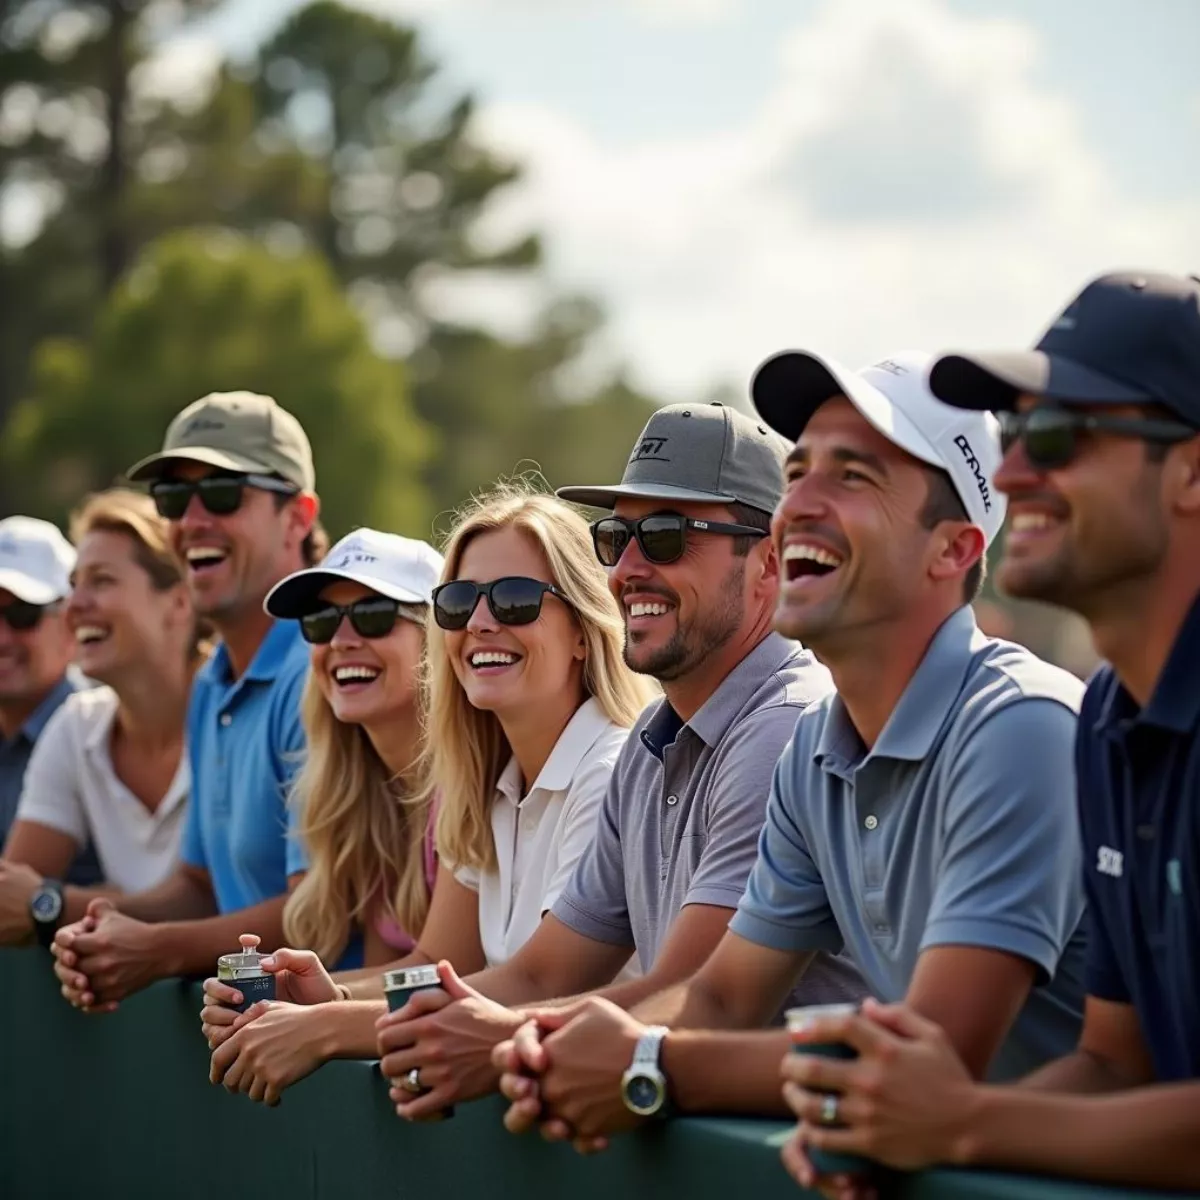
[0,490,204,951]
[202,483,654,1107]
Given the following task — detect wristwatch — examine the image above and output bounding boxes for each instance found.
[620,1025,673,1118]
[29,880,65,949]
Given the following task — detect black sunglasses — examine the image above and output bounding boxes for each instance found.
[590,513,767,567]
[999,408,1196,471]
[299,596,404,645]
[432,577,567,631]
[149,473,299,520]
[0,600,54,632]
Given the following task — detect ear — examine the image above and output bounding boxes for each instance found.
[287,491,319,548]
[928,524,985,589]
[1166,436,1200,516]
[755,533,780,600]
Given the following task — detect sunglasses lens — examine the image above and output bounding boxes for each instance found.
[2,601,44,631]
[1023,412,1079,470]
[433,582,479,630]
[299,607,340,645]
[150,481,191,520]
[489,578,547,626]
[592,519,627,567]
[199,478,246,515]
[637,515,686,564]
[350,597,400,639]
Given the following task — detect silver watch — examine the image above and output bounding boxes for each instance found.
[620,1025,671,1117]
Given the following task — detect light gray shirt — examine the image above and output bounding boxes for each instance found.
[553,633,865,1006]
[731,607,1088,1079]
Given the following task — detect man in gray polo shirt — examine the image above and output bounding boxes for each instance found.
[374,402,863,1120]
[491,351,1086,1153]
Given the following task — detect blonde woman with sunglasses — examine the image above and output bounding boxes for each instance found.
[203,486,654,1107]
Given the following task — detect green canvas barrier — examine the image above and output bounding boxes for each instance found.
[0,948,1186,1199]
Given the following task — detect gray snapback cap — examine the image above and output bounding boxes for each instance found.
[557,402,790,514]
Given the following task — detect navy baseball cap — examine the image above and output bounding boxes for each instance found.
[928,271,1200,426]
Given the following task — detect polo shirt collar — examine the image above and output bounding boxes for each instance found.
[497,697,613,805]
[208,619,306,686]
[816,605,979,768]
[640,633,798,760]
[1099,589,1200,736]
[19,673,77,743]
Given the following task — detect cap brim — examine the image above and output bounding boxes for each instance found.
[751,351,943,469]
[264,568,430,619]
[125,447,273,483]
[0,569,61,605]
[928,351,1153,413]
[556,482,739,510]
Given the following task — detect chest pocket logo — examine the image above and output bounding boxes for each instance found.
[1167,859,1182,897]
[1097,846,1124,878]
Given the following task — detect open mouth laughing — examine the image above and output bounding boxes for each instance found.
[782,541,845,589]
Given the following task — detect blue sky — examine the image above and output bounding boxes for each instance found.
[171,0,1200,400]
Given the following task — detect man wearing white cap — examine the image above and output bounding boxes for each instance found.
[0,517,100,886]
[492,352,1088,1169]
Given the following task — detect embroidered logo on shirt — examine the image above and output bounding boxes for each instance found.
[1097,846,1124,878]
[1167,859,1182,896]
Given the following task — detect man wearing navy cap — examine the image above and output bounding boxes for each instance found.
[781,272,1200,1192]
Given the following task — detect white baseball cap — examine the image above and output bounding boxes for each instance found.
[264,528,444,618]
[751,348,1007,546]
[0,516,76,605]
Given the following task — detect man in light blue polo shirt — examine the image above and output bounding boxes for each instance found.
[51,391,324,1008]
[492,351,1087,1153]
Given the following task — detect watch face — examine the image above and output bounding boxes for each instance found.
[32,889,63,923]
[625,1073,663,1116]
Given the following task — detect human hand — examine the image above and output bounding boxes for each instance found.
[0,861,42,945]
[376,960,523,1121]
[52,899,160,1011]
[780,998,976,1184]
[209,1001,330,1106]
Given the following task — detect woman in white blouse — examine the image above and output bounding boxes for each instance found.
[0,490,204,946]
[199,483,654,1106]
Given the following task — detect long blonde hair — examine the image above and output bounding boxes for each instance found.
[283,602,430,965]
[428,482,656,873]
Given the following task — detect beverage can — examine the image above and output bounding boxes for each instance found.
[380,963,454,1120]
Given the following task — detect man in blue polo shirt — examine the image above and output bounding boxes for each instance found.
[782,272,1200,1194]
[51,391,324,1008]
[491,352,1086,1157]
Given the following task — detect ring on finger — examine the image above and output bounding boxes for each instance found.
[819,1093,840,1125]
[401,1066,423,1094]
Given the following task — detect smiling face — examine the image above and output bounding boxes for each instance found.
[443,526,585,723]
[607,498,754,682]
[772,397,964,654]
[165,462,312,624]
[66,529,190,685]
[0,588,75,718]
[994,398,1174,612]
[310,580,424,728]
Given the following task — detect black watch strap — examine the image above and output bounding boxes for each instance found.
[30,879,65,948]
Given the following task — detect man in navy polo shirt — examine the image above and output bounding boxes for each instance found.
[51,391,325,1008]
[781,272,1200,1193]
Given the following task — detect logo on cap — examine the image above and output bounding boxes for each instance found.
[631,437,670,463]
[327,550,378,570]
[182,416,226,435]
[873,359,910,377]
[953,435,992,513]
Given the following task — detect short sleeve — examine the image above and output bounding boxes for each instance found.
[729,732,842,953]
[274,665,311,877]
[921,698,1085,983]
[684,705,804,911]
[550,763,635,948]
[454,862,482,893]
[179,682,209,870]
[12,702,87,847]
[540,733,624,915]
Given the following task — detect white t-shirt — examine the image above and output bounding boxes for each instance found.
[455,697,633,968]
[15,687,188,892]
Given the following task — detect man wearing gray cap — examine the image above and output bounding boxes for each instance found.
[52,391,325,1010]
[374,401,864,1120]
[0,517,101,891]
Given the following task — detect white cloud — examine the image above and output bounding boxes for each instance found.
[457,0,1199,400]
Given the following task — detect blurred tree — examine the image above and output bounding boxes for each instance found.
[0,230,432,537]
